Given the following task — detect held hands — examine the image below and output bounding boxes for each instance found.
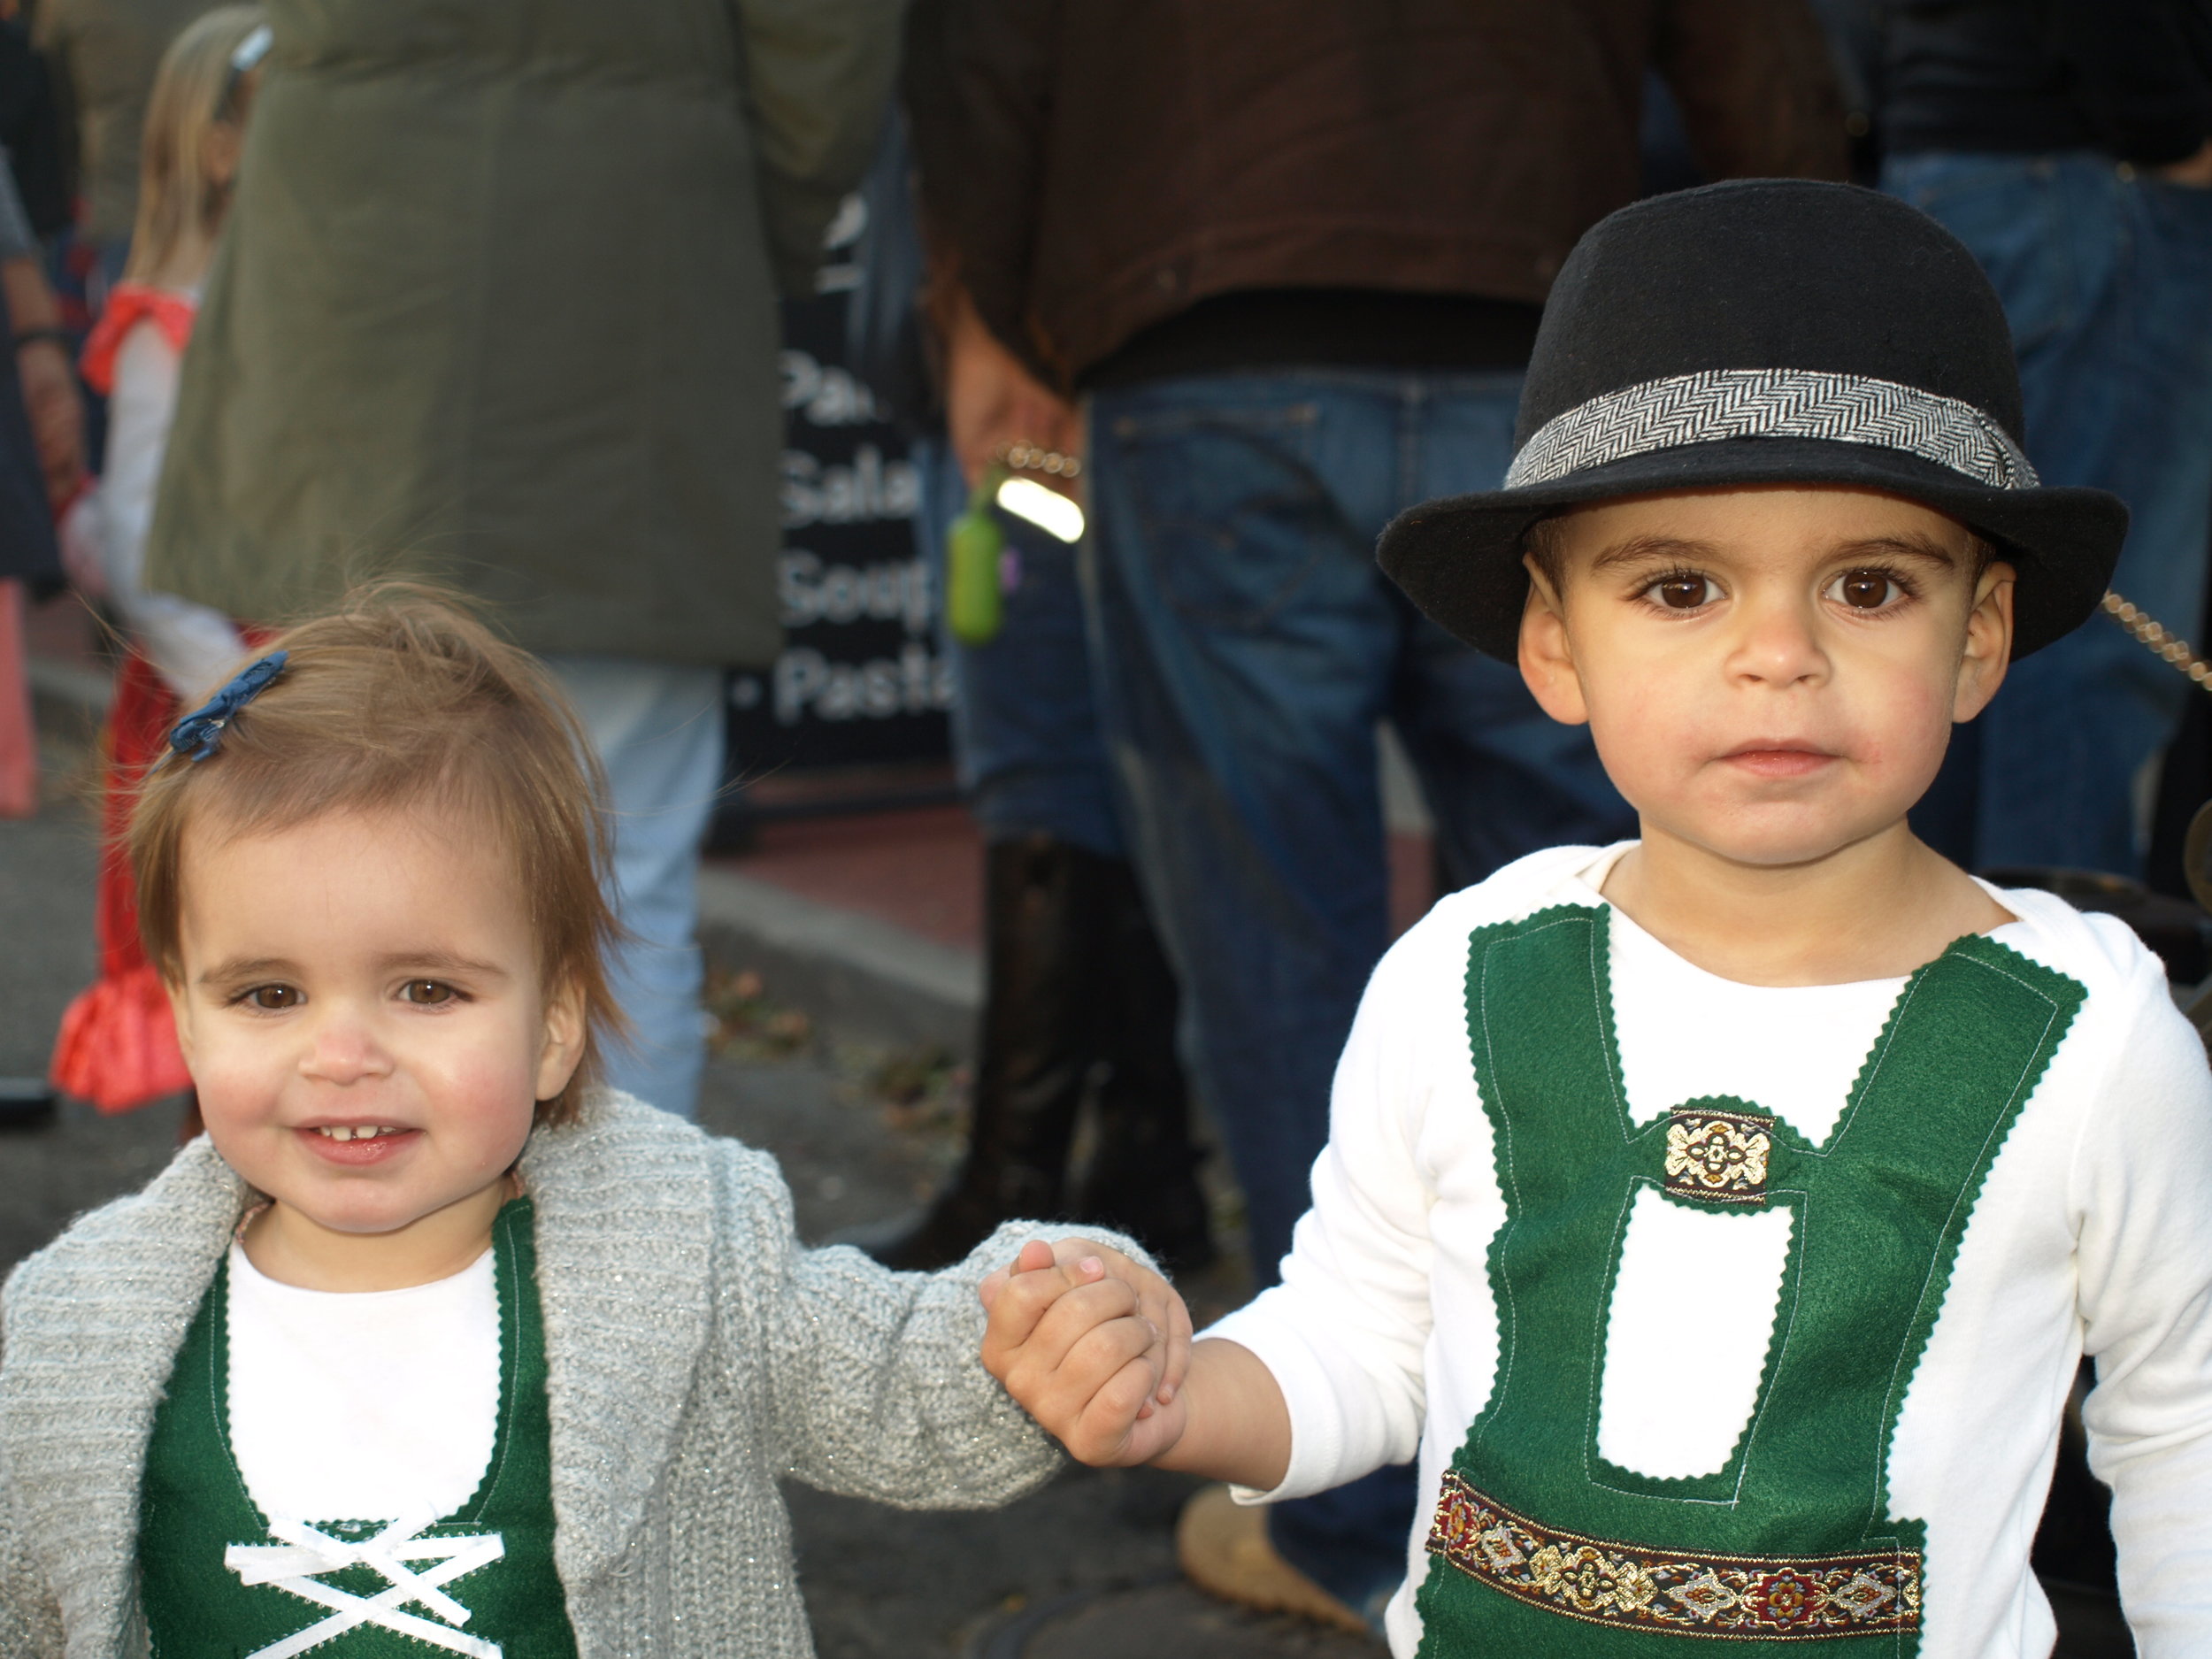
[983,1243,1295,1491]
[980,1238,1194,1466]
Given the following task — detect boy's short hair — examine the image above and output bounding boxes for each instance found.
[129,583,625,1125]
[1517,513,1578,601]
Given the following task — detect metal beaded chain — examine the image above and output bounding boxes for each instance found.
[994,441,1082,480]
[2103,591,2212,693]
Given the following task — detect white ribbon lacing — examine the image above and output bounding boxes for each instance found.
[224,1510,506,1659]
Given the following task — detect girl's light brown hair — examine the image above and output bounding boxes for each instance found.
[123,5,265,288]
[128,583,625,1125]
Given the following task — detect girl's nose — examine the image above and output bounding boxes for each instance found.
[298,1010,395,1086]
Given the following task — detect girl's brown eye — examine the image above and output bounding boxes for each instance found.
[1837,572,1898,609]
[248,986,299,1010]
[403,980,455,1006]
[1655,577,1711,610]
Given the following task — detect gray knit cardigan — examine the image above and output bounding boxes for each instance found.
[0,1091,1079,1657]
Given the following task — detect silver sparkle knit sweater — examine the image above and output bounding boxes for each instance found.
[0,1091,1074,1658]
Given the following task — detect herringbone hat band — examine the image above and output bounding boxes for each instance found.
[1503,368,2040,494]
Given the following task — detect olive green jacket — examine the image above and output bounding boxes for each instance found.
[147,0,901,666]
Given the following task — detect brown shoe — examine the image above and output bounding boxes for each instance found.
[1175,1485,1371,1636]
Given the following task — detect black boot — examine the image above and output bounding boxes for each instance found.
[860,833,1105,1271]
[1074,859,1215,1276]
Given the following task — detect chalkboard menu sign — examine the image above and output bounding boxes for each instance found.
[724,280,951,779]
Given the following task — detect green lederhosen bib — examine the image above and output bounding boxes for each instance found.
[139,1198,579,1659]
[1412,906,2084,1655]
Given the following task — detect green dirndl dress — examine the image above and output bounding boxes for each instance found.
[138,1198,578,1659]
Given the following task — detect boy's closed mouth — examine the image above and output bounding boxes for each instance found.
[1717,741,1838,780]
[295,1121,421,1164]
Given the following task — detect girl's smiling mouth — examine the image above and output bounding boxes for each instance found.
[296,1124,422,1164]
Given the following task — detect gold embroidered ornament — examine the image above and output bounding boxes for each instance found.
[1663,1108,1773,1205]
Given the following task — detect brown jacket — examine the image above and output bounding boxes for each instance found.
[906,0,1848,393]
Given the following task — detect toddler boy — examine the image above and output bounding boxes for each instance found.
[981,180,2212,1655]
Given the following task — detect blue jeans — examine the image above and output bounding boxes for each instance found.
[543,656,725,1119]
[1082,370,1634,1619]
[1083,369,1631,1283]
[1886,152,2212,875]
[910,437,1125,857]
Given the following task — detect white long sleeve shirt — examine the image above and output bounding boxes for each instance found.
[1210,844,2212,1658]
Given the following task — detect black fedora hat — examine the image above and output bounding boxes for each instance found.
[1377,179,2127,663]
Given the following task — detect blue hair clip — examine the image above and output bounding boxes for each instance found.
[168,651,288,762]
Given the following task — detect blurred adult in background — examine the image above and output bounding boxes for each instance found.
[0,14,72,241]
[0,142,80,512]
[0,160,64,818]
[142,0,902,1119]
[1881,0,2212,878]
[31,0,222,282]
[906,0,1847,1627]
[842,124,1212,1277]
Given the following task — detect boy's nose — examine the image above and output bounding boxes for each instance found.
[1725,594,1830,687]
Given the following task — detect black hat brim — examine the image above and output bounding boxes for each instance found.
[1379,435,2128,664]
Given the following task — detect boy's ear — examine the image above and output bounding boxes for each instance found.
[1518,555,1590,726]
[534,977,589,1103]
[1953,560,2016,723]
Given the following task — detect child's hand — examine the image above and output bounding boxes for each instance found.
[980,1237,1194,1466]
[980,1238,1193,1403]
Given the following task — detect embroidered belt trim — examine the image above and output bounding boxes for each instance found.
[1663,1108,1775,1207]
[1426,1472,1923,1640]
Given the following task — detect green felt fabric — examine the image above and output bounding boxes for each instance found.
[140,1199,577,1658]
[1412,906,2084,1654]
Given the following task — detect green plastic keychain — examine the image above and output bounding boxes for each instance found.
[946,463,1008,646]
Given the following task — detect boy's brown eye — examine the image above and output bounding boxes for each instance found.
[247,986,299,1010]
[1837,572,1898,609]
[1655,577,1711,610]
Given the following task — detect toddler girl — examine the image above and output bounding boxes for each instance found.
[0,585,1179,1657]
[50,6,266,1112]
